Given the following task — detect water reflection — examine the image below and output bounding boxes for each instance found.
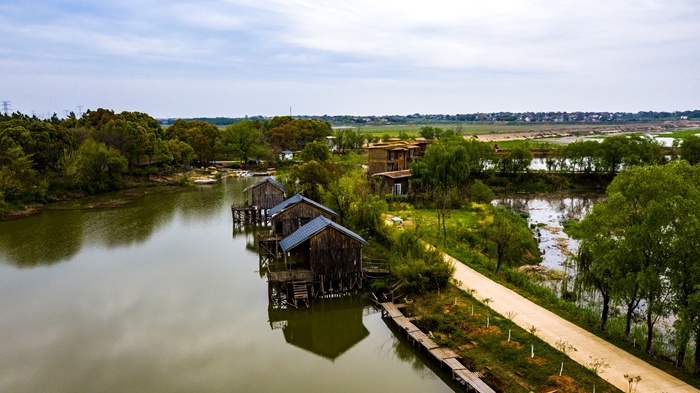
[268,296,370,361]
[0,178,255,267]
[0,177,457,393]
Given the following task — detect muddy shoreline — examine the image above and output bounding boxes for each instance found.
[472,120,699,142]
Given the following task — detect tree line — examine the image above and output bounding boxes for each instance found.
[574,161,700,375]
[0,110,334,215]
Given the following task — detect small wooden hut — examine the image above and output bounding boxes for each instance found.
[268,194,338,238]
[277,216,367,299]
[244,177,286,210]
[233,177,286,223]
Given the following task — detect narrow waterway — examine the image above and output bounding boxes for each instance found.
[495,193,603,272]
[0,177,458,393]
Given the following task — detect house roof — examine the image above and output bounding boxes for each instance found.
[280,215,367,252]
[268,194,338,218]
[373,170,412,179]
[243,177,286,193]
[281,150,294,154]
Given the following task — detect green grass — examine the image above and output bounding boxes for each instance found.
[342,123,607,138]
[393,201,700,388]
[407,286,619,392]
[494,140,559,149]
[655,129,700,138]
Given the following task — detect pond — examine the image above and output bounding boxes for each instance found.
[0,177,458,393]
[495,193,604,273]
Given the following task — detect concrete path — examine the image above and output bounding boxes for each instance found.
[448,255,699,393]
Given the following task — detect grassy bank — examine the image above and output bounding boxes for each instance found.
[389,202,700,389]
[404,286,619,392]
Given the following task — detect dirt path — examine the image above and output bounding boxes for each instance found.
[449,256,699,393]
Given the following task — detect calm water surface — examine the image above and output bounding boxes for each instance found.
[0,177,457,393]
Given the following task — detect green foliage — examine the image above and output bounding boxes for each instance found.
[333,128,366,153]
[481,207,541,275]
[577,161,700,370]
[411,137,495,196]
[552,135,664,175]
[219,119,268,163]
[680,134,700,165]
[299,140,331,162]
[470,179,494,203]
[498,146,534,175]
[264,117,332,152]
[390,229,455,295]
[284,160,339,201]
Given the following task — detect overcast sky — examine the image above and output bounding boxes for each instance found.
[1,0,699,118]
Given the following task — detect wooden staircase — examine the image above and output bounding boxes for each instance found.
[290,282,309,308]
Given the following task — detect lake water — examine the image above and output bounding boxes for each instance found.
[0,177,457,393]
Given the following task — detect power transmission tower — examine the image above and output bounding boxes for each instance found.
[1,101,11,115]
[76,105,83,117]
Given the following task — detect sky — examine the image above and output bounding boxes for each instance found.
[1,0,699,118]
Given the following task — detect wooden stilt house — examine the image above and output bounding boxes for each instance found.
[276,216,367,302]
[268,194,338,238]
[233,177,286,224]
[259,193,338,260]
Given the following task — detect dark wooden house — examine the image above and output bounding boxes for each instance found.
[373,169,411,196]
[274,216,367,303]
[268,194,338,239]
[243,177,286,210]
[233,177,286,224]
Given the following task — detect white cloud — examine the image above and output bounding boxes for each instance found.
[1,0,699,115]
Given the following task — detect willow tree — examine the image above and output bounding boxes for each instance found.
[576,161,700,364]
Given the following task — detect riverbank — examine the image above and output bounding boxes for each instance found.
[446,257,698,393]
[388,198,700,390]
[0,178,190,222]
[471,121,700,142]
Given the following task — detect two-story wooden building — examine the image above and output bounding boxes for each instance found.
[368,138,432,196]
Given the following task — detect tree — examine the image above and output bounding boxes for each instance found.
[299,141,331,162]
[321,168,386,236]
[576,161,699,355]
[411,136,490,195]
[220,120,267,163]
[680,134,700,165]
[63,138,128,193]
[284,160,339,202]
[482,207,539,276]
[470,179,494,204]
[499,146,533,175]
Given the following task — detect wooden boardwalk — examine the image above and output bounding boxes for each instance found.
[379,302,496,393]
